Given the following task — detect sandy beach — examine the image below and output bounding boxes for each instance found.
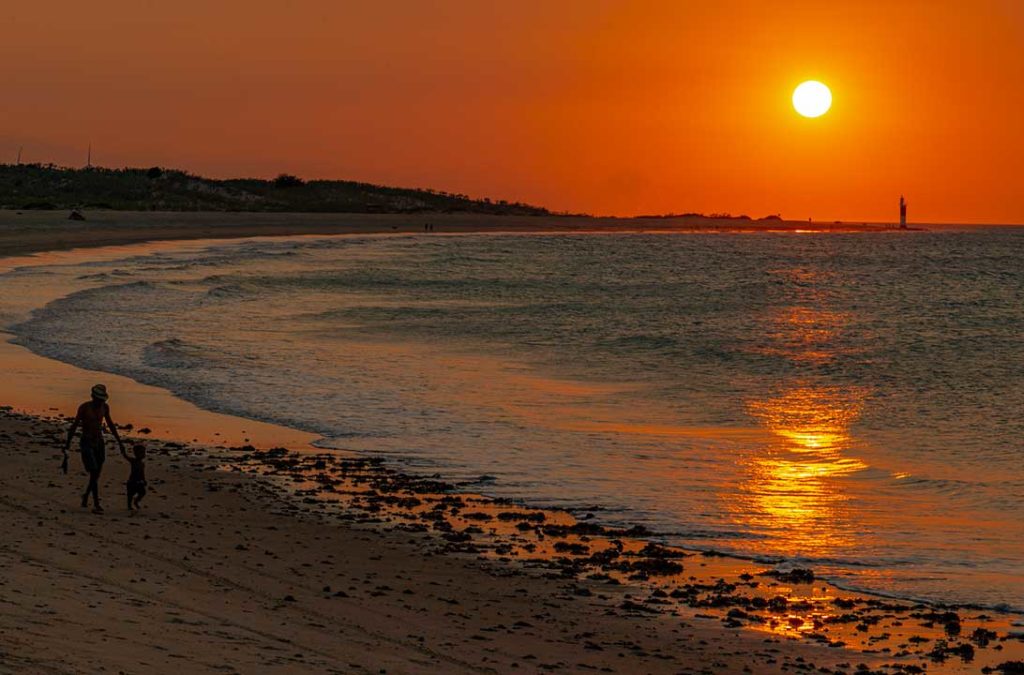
[0,209,907,258]
[0,218,1021,675]
[2,402,1022,674]
[0,407,875,675]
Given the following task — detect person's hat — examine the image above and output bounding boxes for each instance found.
[91,384,109,401]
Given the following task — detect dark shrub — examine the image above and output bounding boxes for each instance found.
[273,173,305,188]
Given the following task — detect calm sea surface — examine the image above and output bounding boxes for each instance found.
[5,230,1023,608]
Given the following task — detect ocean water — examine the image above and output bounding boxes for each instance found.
[5,230,1023,608]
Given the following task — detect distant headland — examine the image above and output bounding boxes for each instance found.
[1,163,803,222]
[0,163,924,233]
[0,163,556,216]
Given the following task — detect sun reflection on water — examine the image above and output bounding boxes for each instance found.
[738,386,868,557]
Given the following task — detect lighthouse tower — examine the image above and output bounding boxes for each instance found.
[899,195,907,229]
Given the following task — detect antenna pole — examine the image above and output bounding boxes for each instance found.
[87,143,92,168]
[16,147,22,165]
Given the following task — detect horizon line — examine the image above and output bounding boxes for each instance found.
[3,160,1021,228]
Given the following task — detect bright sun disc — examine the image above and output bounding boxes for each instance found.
[793,80,832,118]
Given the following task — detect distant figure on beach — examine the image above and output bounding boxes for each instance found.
[63,384,126,513]
[121,443,147,511]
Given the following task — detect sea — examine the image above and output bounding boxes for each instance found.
[3,228,1022,609]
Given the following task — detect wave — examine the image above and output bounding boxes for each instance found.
[599,334,679,351]
[203,284,255,301]
[142,338,208,370]
[4,230,1024,611]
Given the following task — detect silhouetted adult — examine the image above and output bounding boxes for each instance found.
[64,384,125,513]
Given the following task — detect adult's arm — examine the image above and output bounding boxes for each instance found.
[104,405,125,452]
[64,408,81,453]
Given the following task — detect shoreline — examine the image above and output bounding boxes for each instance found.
[13,309,1017,618]
[0,228,987,612]
[3,228,1019,614]
[5,316,1024,617]
[0,208,935,259]
[0,219,1019,671]
[2,402,1022,674]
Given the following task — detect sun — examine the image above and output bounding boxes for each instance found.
[792,81,832,118]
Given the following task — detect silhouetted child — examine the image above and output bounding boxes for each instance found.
[121,443,147,510]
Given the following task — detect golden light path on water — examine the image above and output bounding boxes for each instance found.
[740,386,868,557]
[734,267,870,558]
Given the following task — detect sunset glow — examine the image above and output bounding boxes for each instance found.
[2,2,1023,223]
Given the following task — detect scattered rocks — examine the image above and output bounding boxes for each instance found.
[927,639,975,663]
[212,431,1020,675]
[613,558,683,577]
[619,600,659,614]
[497,511,546,523]
[982,661,1024,675]
[763,567,815,584]
[972,627,999,647]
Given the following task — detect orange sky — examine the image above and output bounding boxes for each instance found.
[2,1,1022,223]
